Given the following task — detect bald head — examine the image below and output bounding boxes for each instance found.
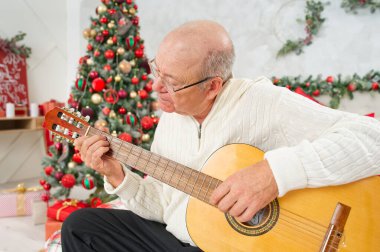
[157,20,235,81]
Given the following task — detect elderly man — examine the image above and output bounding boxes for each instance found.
[62,20,380,251]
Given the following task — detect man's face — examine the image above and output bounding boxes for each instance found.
[151,45,210,117]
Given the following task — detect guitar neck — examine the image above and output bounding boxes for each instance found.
[87,127,221,205]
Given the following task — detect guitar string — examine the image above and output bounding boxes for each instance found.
[91,129,346,246]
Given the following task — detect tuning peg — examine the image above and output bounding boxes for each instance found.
[64,128,69,135]
[75,111,82,117]
[77,122,83,129]
[84,115,90,122]
[69,108,75,113]
[72,132,79,139]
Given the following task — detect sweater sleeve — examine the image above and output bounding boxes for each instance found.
[264,87,380,197]
[103,119,168,223]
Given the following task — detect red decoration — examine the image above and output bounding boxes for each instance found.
[87,44,93,51]
[81,106,94,119]
[326,76,334,83]
[47,199,88,221]
[44,166,54,176]
[92,78,106,92]
[126,0,132,4]
[54,171,64,181]
[347,83,356,92]
[132,16,139,26]
[43,183,51,191]
[312,89,320,96]
[103,89,119,104]
[108,9,116,15]
[137,102,143,108]
[72,153,83,164]
[0,50,30,110]
[118,107,127,114]
[55,142,62,152]
[131,76,139,84]
[41,192,50,202]
[118,132,133,143]
[372,82,379,90]
[126,113,137,126]
[138,89,148,99]
[100,17,108,24]
[102,107,111,116]
[144,82,153,92]
[89,70,99,79]
[39,179,46,186]
[94,50,101,57]
[118,89,128,99]
[104,49,115,59]
[141,116,154,130]
[152,117,159,125]
[102,30,109,37]
[141,74,148,80]
[75,77,87,91]
[135,48,143,58]
[90,197,103,208]
[126,35,137,49]
[61,174,76,189]
[81,175,95,190]
[294,87,321,104]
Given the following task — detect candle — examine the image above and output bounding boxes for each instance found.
[30,103,39,117]
[6,103,15,118]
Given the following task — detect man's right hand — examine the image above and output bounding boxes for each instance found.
[74,135,125,188]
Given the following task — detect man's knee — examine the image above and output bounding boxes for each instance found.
[62,208,96,236]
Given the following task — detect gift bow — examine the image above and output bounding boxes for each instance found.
[56,199,81,221]
[0,183,43,216]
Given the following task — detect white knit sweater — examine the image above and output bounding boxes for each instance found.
[104,77,380,246]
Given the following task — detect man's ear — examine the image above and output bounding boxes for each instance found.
[206,77,224,100]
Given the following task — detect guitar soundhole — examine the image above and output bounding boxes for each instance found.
[225,198,280,236]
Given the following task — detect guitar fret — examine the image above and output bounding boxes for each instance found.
[167,161,176,185]
[196,174,207,199]
[142,151,151,174]
[190,171,201,196]
[176,165,186,189]
[115,140,123,160]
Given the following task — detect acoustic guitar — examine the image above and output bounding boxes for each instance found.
[45,107,380,252]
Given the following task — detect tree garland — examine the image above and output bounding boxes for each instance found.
[277,0,327,57]
[0,32,31,58]
[341,0,380,13]
[272,70,380,108]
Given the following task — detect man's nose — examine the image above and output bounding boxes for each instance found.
[152,77,167,92]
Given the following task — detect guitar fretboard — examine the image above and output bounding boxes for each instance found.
[87,127,222,204]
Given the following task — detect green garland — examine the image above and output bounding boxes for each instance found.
[277,0,327,57]
[341,0,380,13]
[272,70,380,108]
[0,32,31,58]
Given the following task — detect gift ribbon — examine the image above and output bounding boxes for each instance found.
[0,183,43,216]
[56,199,80,221]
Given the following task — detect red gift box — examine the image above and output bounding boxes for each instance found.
[40,99,64,116]
[47,199,88,222]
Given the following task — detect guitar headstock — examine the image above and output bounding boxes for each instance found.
[44,107,91,143]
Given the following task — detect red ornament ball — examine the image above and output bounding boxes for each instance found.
[100,17,108,24]
[87,44,93,51]
[102,107,111,116]
[132,16,139,26]
[326,76,334,83]
[152,117,159,125]
[94,50,101,57]
[312,89,320,96]
[347,83,356,92]
[72,153,83,164]
[39,179,46,186]
[102,30,109,37]
[43,183,51,191]
[131,76,139,85]
[81,106,94,119]
[135,48,143,58]
[41,192,50,202]
[141,116,154,130]
[92,78,106,92]
[75,77,87,91]
[372,82,379,90]
[61,174,76,189]
[118,89,128,99]
[126,0,132,4]
[89,71,99,79]
[141,74,148,81]
[54,171,64,181]
[118,107,127,114]
[126,113,137,126]
[55,142,63,152]
[144,83,153,92]
[118,132,133,143]
[81,175,95,190]
[103,64,112,71]
[138,89,148,99]
[44,166,54,176]
[104,49,115,59]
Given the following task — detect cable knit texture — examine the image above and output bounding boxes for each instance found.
[104,77,380,246]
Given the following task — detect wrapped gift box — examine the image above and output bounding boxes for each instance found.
[47,199,88,222]
[0,184,43,217]
[39,99,64,116]
[45,217,63,241]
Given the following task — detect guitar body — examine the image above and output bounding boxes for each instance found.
[186,144,380,251]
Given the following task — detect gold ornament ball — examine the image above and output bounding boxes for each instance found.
[142,134,150,142]
[97,5,107,14]
[107,38,114,45]
[86,58,94,65]
[108,22,115,29]
[68,161,76,169]
[91,93,103,104]
[94,119,108,128]
[151,101,160,111]
[119,60,132,74]
[129,7,136,15]
[111,130,118,137]
[130,91,137,98]
[130,60,136,67]
[83,28,91,39]
[109,110,116,118]
[90,29,97,38]
[115,75,122,82]
[117,47,125,55]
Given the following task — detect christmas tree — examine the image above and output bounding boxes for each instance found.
[41,0,159,207]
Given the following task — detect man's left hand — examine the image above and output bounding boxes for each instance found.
[209,160,279,223]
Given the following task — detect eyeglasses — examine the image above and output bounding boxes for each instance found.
[148,59,214,94]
